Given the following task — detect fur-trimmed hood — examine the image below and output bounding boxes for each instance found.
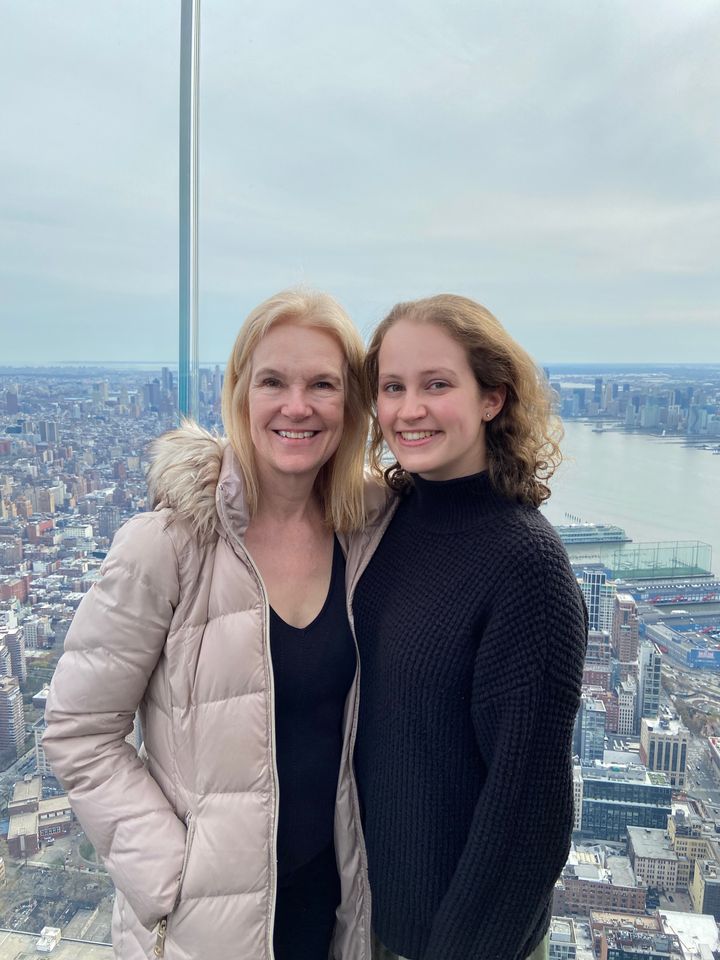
[146,421,228,542]
[146,420,396,545]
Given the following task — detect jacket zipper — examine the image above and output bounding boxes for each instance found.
[154,918,167,957]
[217,488,279,960]
[153,811,195,959]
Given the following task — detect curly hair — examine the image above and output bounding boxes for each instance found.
[364,294,563,508]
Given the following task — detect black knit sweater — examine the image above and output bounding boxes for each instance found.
[353,472,587,960]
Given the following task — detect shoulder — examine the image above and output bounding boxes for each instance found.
[481,504,587,680]
[362,473,397,526]
[100,511,182,601]
[490,501,574,580]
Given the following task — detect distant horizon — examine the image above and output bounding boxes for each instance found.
[2,360,719,372]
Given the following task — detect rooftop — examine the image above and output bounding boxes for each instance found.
[606,855,637,888]
[643,716,687,738]
[7,811,38,839]
[38,795,72,815]
[628,827,678,861]
[590,911,661,932]
[659,909,720,960]
[696,859,720,883]
[0,930,112,959]
[549,917,576,944]
[11,776,42,804]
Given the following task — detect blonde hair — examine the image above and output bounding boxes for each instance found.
[364,294,562,508]
[221,289,368,532]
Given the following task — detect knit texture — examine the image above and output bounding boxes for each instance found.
[353,471,588,960]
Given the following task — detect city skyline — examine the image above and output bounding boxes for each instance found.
[2,1,719,364]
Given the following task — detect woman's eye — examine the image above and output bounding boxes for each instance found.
[314,381,335,390]
[428,381,450,390]
[262,378,281,388]
[382,383,404,393]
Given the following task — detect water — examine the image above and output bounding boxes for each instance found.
[541,421,720,578]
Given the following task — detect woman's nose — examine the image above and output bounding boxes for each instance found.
[398,392,427,421]
[281,387,312,419]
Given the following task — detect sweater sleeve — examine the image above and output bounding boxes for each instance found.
[423,540,587,960]
[43,512,189,931]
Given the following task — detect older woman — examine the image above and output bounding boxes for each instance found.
[43,289,377,960]
[353,295,588,960]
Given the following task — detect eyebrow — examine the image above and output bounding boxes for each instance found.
[379,368,456,379]
[253,367,343,385]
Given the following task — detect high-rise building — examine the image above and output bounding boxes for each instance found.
[627,826,680,892]
[0,642,10,677]
[612,593,639,664]
[640,716,689,788]
[5,389,19,415]
[98,504,122,543]
[638,642,662,722]
[3,628,26,685]
[617,678,637,736]
[581,570,615,631]
[578,697,606,762]
[583,629,612,690]
[38,420,58,444]
[0,676,25,758]
[667,808,716,889]
[577,763,672,841]
[690,860,720,921]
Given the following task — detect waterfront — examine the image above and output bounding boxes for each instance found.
[542,421,720,578]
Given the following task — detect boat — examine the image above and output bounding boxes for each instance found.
[554,520,631,545]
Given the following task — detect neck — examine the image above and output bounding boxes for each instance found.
[406,470,513,532]
[254,466,324,525]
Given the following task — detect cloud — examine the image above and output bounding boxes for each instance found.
[1,0,718,362]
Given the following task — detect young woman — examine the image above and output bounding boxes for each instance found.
[43,289,378,960]
[353,294,588,960]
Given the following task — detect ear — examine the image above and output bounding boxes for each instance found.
[483,385,506,420]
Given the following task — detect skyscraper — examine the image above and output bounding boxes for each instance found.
[581,570,615,632]
[578,697,606,762]
[98,504,122,543]
[613,593,639,660]
[638,642,662,722]
[0,676,25,759]
[3,628,26,685]
[640,716,689,788]
[38,420,58,444]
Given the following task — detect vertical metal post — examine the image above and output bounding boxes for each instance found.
[179,0,200,421]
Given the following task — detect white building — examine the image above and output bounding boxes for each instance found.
[549,917,576,959]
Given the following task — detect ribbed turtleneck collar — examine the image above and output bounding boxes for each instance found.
[404,470,513,533]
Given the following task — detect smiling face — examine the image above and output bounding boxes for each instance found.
[377,318,504,481]
[247,321,346,487]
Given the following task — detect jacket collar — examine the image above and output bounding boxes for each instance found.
[215,442,251,541]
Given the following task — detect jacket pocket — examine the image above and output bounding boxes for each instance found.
[154,812,195,959]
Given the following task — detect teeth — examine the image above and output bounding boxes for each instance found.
[400,431,437,441]
[277,430,317,439]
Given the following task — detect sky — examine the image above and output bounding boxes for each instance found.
[1,0,719,364]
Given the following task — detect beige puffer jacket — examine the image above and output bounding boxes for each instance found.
[43,423,395,960]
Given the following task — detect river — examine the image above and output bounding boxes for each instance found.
[541,421,720,578]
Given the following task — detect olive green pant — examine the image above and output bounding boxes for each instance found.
[371,930,549,960]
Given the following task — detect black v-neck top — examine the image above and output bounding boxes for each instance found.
[269,537,356,879]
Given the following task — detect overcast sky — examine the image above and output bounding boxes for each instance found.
[1,0,718,364]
